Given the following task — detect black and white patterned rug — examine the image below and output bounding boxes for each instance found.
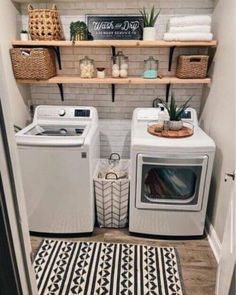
[34,239,184,295]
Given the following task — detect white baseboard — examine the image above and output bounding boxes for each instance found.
[205,217,222,263]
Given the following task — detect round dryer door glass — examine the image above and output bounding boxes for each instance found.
[141,165,202,204]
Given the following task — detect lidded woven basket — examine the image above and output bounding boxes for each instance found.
[28,4,63,40]
[176,55,209,79]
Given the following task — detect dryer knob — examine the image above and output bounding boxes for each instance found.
[59,109,66,117]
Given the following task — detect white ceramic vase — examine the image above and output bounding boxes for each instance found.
[169,120,183,131]
[143,27,156,41]
[20,33,29,41]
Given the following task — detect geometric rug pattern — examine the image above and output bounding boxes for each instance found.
[33,239,184,295]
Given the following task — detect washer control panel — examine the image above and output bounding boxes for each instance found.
[35,106,92,120]
[74,109,90,117]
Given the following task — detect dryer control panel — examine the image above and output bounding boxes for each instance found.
[136,107,198,126]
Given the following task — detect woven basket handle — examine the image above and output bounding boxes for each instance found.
[28,4,34,11]
[52,4,57,10]
[20,49,32,57]
[190,57,202,63]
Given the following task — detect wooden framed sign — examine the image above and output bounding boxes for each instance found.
[87,15,144,40]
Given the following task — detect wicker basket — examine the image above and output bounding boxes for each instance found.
[176,55,209,79]
[28,4,63,40]
[10,48,56,80]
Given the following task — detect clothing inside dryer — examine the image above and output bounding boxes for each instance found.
[142,165,202,201]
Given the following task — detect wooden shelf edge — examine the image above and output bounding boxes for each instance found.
[12,40,217,48]
[16,76,211,85]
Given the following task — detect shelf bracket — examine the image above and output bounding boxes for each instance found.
[111,46,116,102]
[168,46,176,72]
[207,46,217,73]
[111,46,116,57]
[57,83,64,101]
[166,83,171,102]
[111,84,115,102]
[52,46,62,70]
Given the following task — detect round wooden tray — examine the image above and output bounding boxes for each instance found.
[148,124,194,138]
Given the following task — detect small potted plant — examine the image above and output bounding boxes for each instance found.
[70,21,88,44]
[20,30,29,41]
[139,6,160,41]
[161,93,193,131]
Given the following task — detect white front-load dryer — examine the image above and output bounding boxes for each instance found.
[16,106,100,235]
[129,107,215,237]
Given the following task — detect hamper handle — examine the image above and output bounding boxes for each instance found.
[105,172,118,180]
[28,4,34,11]
[52,4,57,10]
[109,153,121,161]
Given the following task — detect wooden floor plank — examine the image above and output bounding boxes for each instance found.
[30,227,217,295]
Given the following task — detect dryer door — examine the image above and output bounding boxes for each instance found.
[136,154,208,211]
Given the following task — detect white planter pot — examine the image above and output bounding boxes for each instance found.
[169,120,183,131]
[20,33,29,41]
[143,27,156,41]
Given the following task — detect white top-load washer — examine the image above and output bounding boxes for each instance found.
[130,107,215,236]
[16,105,99,235]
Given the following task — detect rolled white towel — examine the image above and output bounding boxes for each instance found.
[163,32,213,41]
[169,15,212,27]
[169,25,211,34]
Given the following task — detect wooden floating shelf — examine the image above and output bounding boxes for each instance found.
[12,40,217,48]
[16,76,211,85]
[12,40,216,102]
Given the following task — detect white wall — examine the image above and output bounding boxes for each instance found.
[200,0,236,242]
[0,0,30,127]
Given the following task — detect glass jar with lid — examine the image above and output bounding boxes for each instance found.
[79,56,95,78]
[143,56,159,79]
[112,51,129,78]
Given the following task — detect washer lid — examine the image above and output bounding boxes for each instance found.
[25,124,85,137]
[15,123,89,147]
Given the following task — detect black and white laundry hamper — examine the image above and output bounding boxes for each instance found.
[94,153,129,228]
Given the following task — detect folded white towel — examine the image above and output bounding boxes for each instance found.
[169,15,212,27]
[163,32,213,41]
[169,25,211,34]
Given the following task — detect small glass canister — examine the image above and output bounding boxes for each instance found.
[112,51,129,78]
[79,56,95,78]
[143,56,159,79]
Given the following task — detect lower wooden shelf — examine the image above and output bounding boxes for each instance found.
[16,76,211,85]
[16,76,210,102]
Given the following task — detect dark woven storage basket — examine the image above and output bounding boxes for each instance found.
[10,48,56,80]
[28,4,63,41]
[176,55,209,79]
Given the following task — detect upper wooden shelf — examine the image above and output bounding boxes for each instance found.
[12,40,217,48]
[16,76,211,85]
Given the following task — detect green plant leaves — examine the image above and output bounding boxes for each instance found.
[160,93,193,121]
[70,21,88,43]
[139,6,160,27]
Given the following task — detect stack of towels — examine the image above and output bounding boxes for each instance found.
[164,15,213,41]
